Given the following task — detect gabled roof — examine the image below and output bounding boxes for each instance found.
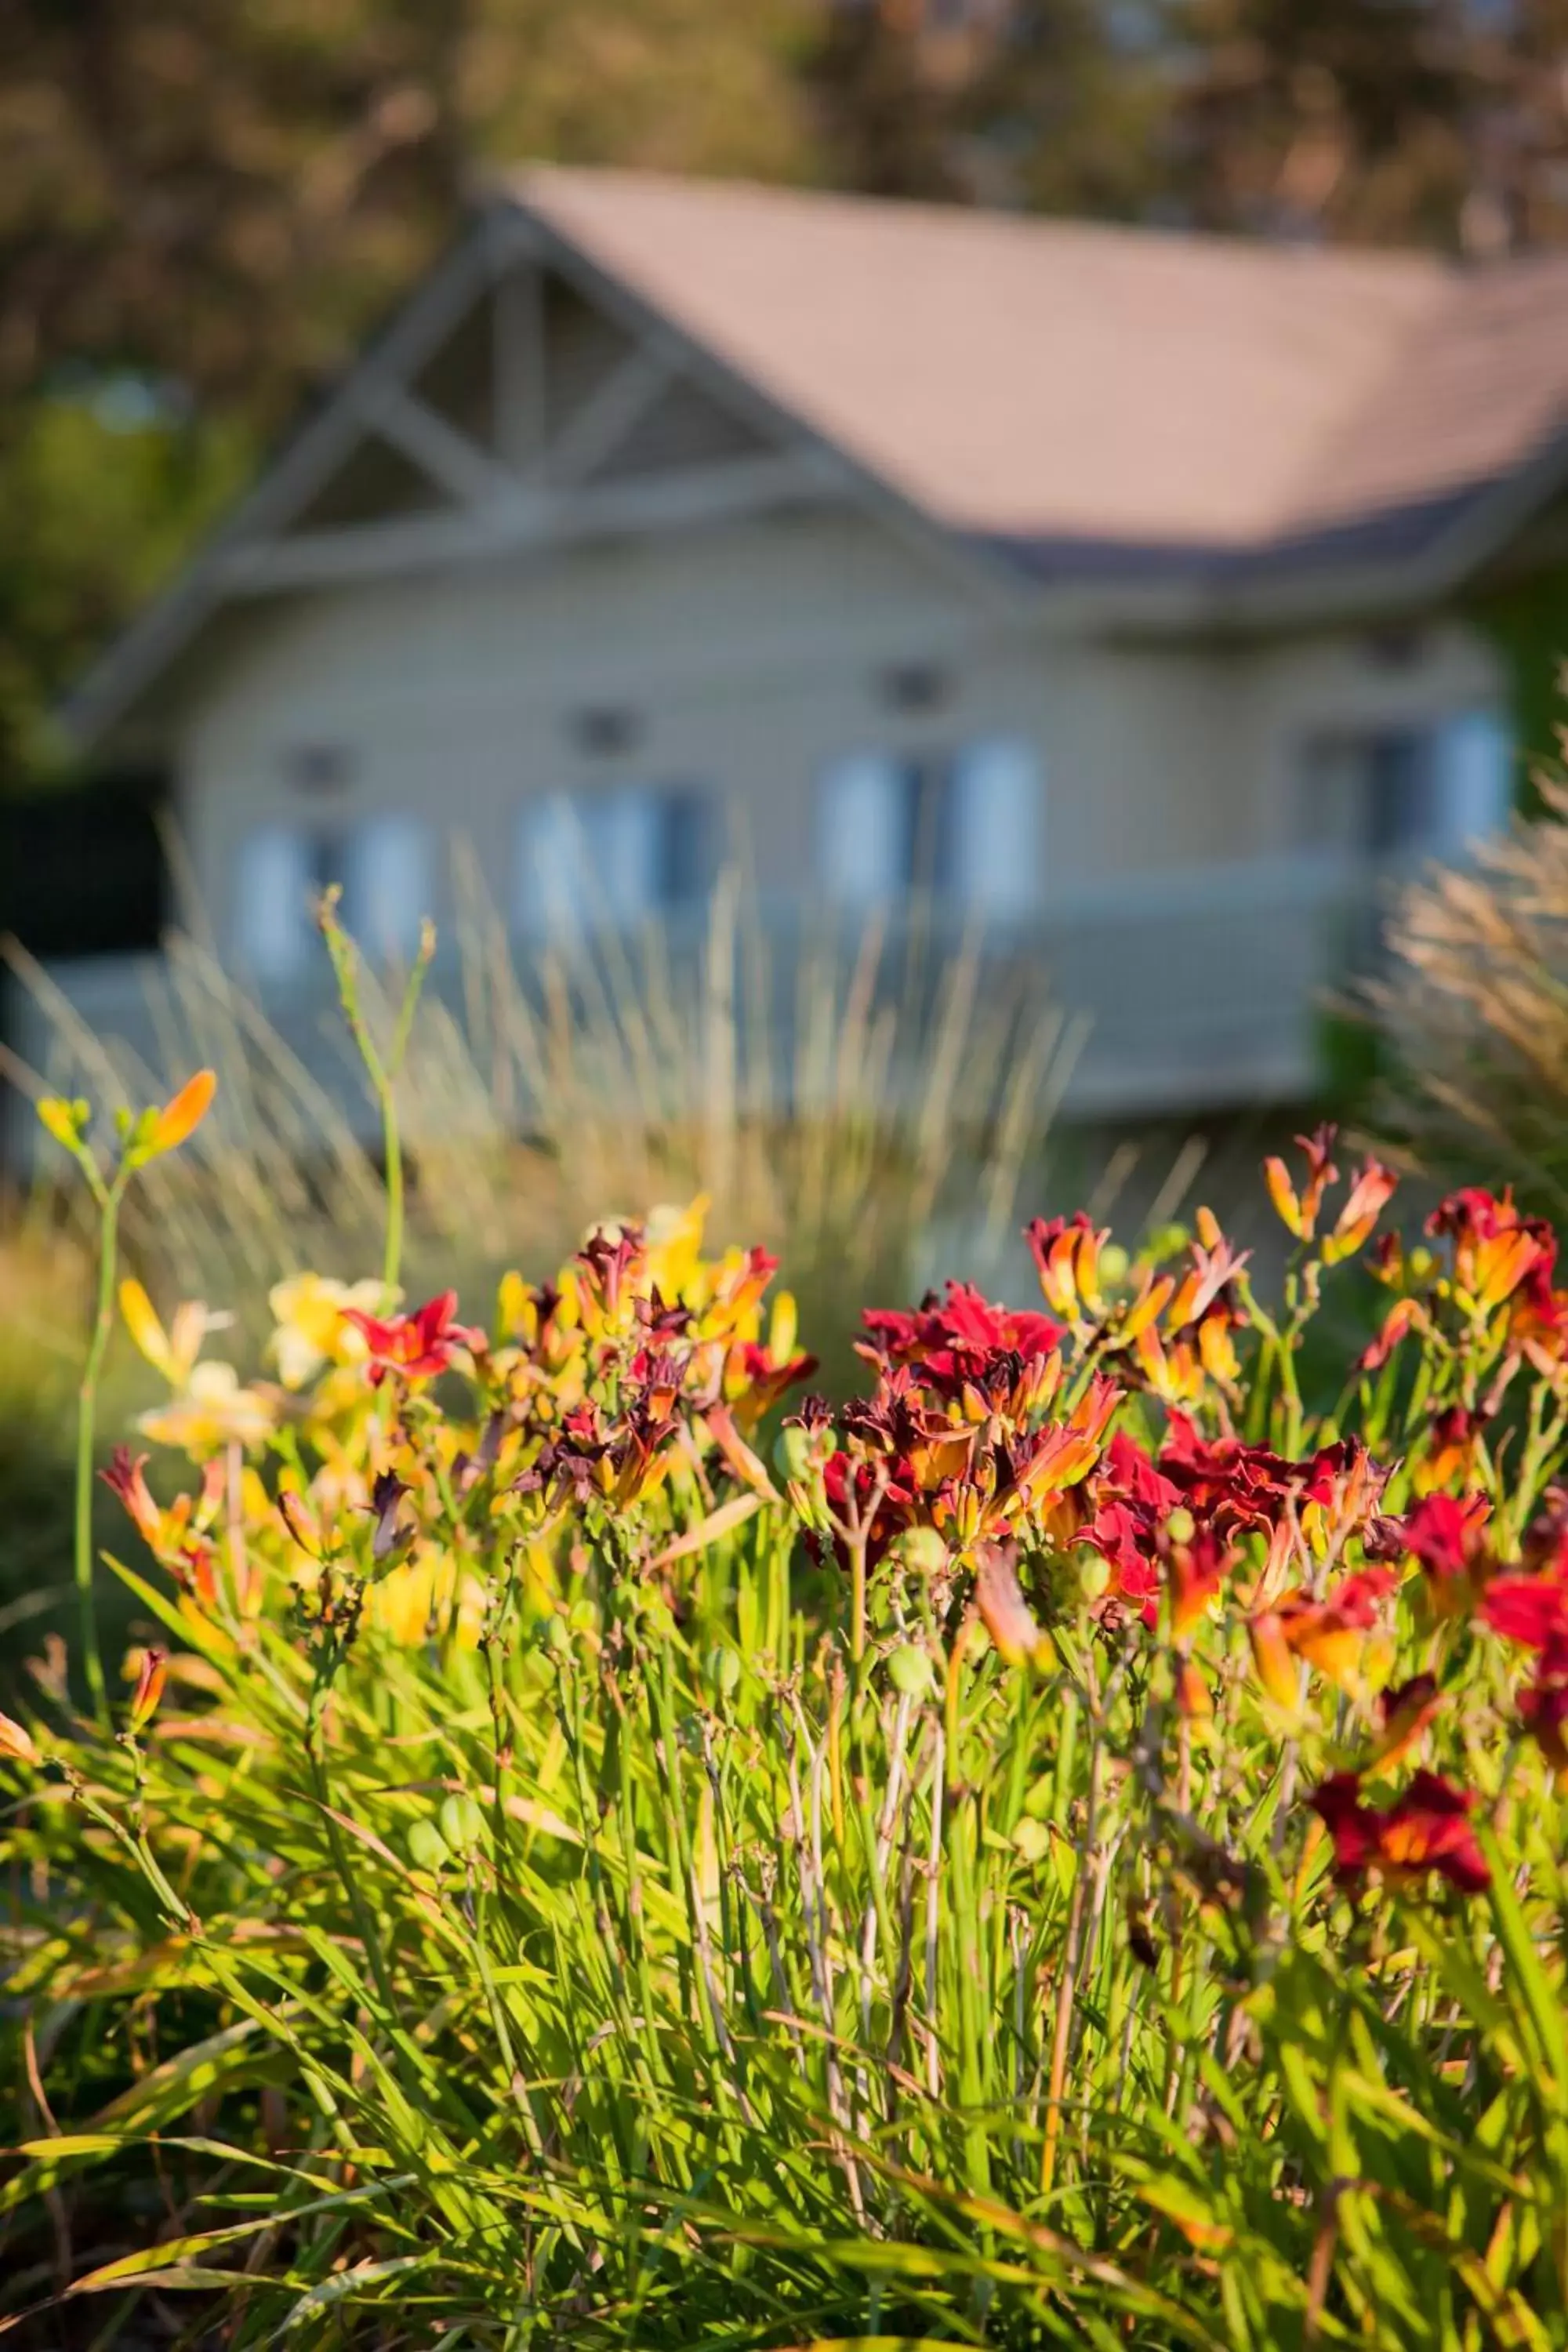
[515,168,1568,579]
[68,168,1568,753]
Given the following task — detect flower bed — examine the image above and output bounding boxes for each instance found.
[7,928,1568,2347]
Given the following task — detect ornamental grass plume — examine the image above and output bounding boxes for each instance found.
[1371,760,1568,1219]
[10,921,1568,2346]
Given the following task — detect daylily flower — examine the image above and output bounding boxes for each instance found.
[1393,1491,1492,1615]
[139,1361,276,1454]
[1251,1566,1398,1701]
[100,1444,163,1545]
[1428,1187,1555,1316]
[1308,1769,1489,1894]
[140,1069,216,1160]
[1026,1214,1109,1331]
[1479,1566,1568,1650]
[1519,1639,1568,1774]
[0,1709,41,1766]
[1359,1294,1428,1372]
[268,1273,387,1388]
[860,1280,1060,1392]
[119,1279,227,1388]
[126,1645,169,1732]
[1323,1157,1399,1265]
[1167,1527,1230,1641]
[974,1541,1053,1668]
[1369,1673,1444,1771]
[1264,1125,1339,1242]
[342,1291,485,1385]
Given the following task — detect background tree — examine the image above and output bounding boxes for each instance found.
[8,0,1568,794]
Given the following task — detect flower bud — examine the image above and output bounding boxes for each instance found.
[408,1818,449,1872]
[438,1793,488,1853]
[887,1644,935,1698]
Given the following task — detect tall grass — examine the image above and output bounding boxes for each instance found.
[4,858,1080,1363]
[1369,767,1568,1215]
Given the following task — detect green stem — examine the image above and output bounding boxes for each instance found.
[74,1174,123,1721]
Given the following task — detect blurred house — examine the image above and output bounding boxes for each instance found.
[24,169,1568,1115]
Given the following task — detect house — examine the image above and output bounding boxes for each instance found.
[25,169,1568,1118]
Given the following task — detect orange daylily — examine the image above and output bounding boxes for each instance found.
[146,1069,217,1158]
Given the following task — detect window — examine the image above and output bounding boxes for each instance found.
[342,813,430,961]
[1301,709,1514,866]
[515,785,712,939]
[818,739,1043,915]
[945,737,1044,916]
[235,824,332,982]
[235,813,429,981]
[818,753,920,910]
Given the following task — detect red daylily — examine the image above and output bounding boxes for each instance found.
[1254,1565,1399,1700]
[1308,1769,1489,1895]
[343,1292,485,1385]
[860,1281,1062,1392]
[1370,1673,1444,1771]
[1479,1567,1568,1650]
[1168,1526,1230,1642]
[1391,1491,1491,1613]
[1519,1639,1568,1773]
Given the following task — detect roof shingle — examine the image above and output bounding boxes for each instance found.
[514,166,1568,559]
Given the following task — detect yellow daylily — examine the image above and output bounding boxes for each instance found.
[139,1361,275,1455]
[120,1279,224,1388]
[267,1273,388,1389]
[370,1552,485,1649]
[644,1196,710,1301]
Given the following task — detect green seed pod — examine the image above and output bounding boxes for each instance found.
[1012,1817,1051,1864]
[708,1643,742,1697]
[1167,1505,1196,1545]
[1099,1242,1129,1287]
[896,1526,949,1578]
[1077,1548,1111,1603]
[407,1818,448,1873]
[775,1422,832,1483]
[888,1644,935,1699]
[438,1793,487,1853]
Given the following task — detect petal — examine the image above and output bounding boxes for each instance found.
[148,1069,216,1156]
[119,1278,173,1381]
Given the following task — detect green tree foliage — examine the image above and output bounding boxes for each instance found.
[0,0,818,792]
[7,0,1568,796]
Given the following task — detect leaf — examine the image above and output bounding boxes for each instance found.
[650,1489,763,1567]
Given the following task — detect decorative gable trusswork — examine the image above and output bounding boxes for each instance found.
[67,167,1568,752]
[71,202,863,746]
[233,227,835,593]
